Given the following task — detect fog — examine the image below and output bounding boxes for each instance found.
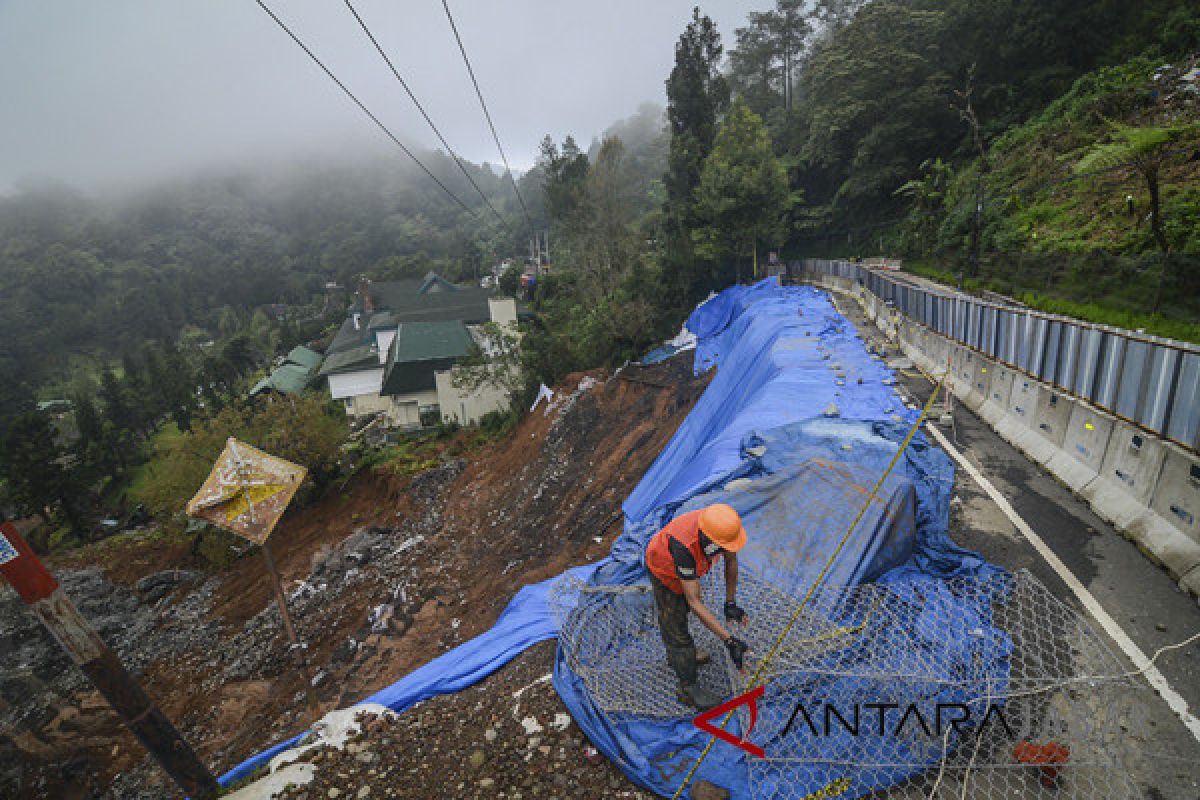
[0,0,753,194]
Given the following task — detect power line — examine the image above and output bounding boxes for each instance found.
[342,0,507,228]
[252,0,477,217]
[439,0,534,230]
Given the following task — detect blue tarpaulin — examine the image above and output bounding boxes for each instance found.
[221,279,1004,798]
[550,280,1004,798]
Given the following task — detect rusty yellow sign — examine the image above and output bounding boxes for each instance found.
[186,438,306,544]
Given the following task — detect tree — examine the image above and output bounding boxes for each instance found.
[812,0,867,36]
[1076,121,1200,309]
[1075,121,1198,255]
[539,135,590,227]
[0,411,86,534]
[451,321,524,405]
[797,2,954,216]
[570,137,643,303]
[98,366,137,469]
[662,8,730,303]
[767,0,811,113]
[894,157,954,253]
[130,394,347,514]
[729,13,783,116]
[693,98,791,284]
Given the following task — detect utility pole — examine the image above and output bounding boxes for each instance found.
[0,521,220,799]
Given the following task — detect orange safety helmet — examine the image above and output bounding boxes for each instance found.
[698,503,747,552]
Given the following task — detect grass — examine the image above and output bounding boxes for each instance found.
[903,260,1200,343]
[886,57,1200,343]
[125,423,185,506]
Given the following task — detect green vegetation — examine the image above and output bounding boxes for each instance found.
[715,0,1199,332]
[693,97,792,280]
[5,0,1200,549]
[904,259,1200,343]
[128,394,347,515]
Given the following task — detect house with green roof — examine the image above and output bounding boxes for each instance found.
[249,345,325,398]
[322,272,519,426]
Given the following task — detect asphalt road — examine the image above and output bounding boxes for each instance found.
[833,293,1200,800]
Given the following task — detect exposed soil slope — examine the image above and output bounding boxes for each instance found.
[0,354,709,799]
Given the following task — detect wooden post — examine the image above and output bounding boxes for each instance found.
[0,522,220,800]
[260,538,319,717]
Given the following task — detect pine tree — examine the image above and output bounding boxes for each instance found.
[693,97,792,284]
[662,8,730,305]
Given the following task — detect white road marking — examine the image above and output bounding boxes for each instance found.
[925,421,1200,744]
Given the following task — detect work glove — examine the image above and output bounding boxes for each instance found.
[724,601,748,625]
[725,636,749,670]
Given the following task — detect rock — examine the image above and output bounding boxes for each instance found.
[135,569,201,603]
[484,727,497,742]
[691,780,731,800]
[520,716,543,735]
[469,749,487,769]
[1156,623,1168,632]
[479,778,495,788]
[356,788,371,799]
[328,789,342,799]
[823,403,840,418]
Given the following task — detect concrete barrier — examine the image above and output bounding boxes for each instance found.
[1024,386,1073,466]
[807,274,1200,598]
[1148,444,1200,548]
[996,377,1039,454]
[1125,441,1200,588]
[1082,420,1169,529]
[955,350,993,413]
[978,365,1015,427]
[1045,403,1115,494]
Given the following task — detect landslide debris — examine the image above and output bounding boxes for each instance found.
[1,354,708,799]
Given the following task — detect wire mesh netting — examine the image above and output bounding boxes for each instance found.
[551,568,1151,799]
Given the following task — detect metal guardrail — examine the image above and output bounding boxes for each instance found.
[793,259,1200,452]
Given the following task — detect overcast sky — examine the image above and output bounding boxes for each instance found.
[0,1,756,193]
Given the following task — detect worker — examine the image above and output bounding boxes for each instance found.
[644,503,751,710]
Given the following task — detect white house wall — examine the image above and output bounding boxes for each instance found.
[387,388,440,428]
[327,368,384,400]
[488,297,517,326]
[375,329,397,363]
[436,368,510,426]
[348,392,391,417]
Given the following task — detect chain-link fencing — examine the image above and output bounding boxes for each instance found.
[552,567,1150,799]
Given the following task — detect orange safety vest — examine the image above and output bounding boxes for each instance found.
[645,509,722,594]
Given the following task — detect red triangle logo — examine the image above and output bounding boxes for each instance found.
[693,684,766,758]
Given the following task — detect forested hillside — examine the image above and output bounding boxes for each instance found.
[3,0,1198,545]
[716,0,1200,329]
[0,150,523,409]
